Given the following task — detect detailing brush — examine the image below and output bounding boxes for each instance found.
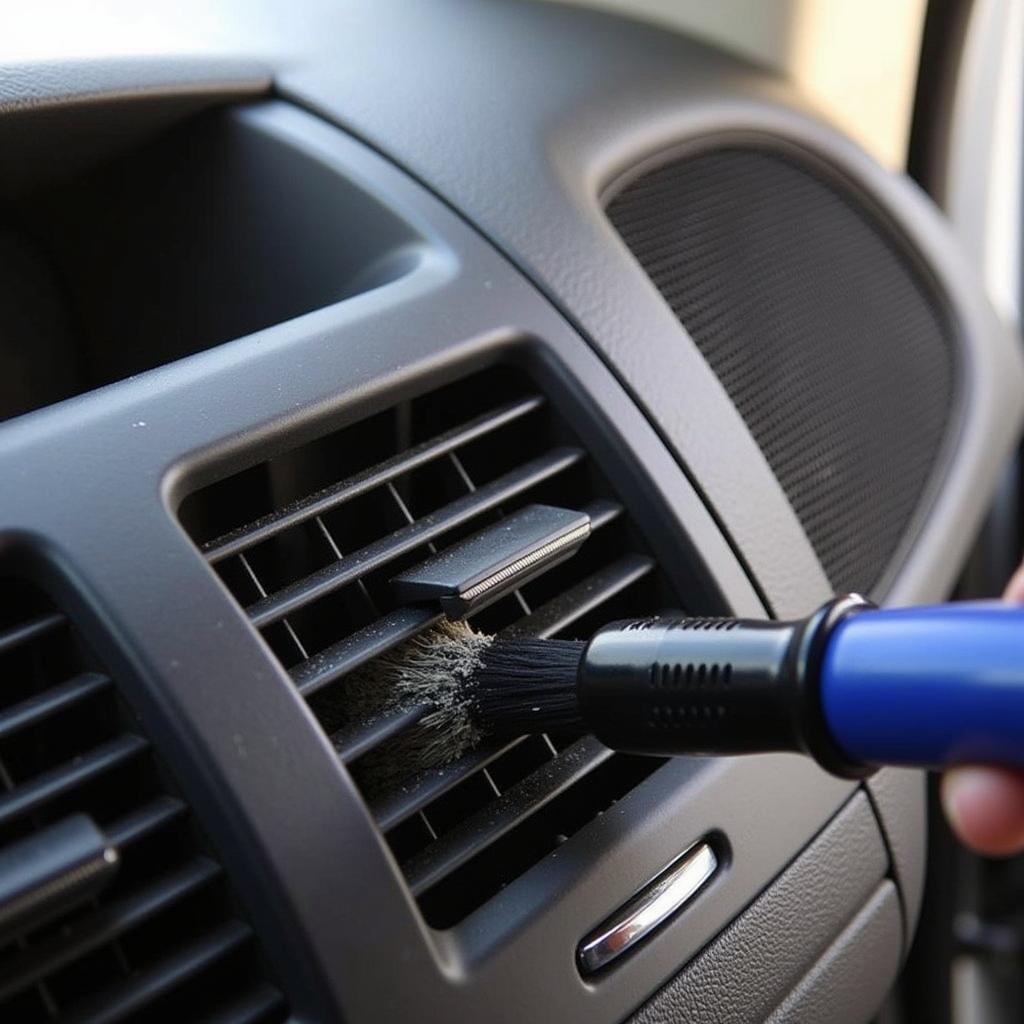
[355,595,1024,778]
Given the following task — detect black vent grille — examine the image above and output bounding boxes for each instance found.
[607,146,957,594]
[0,584,287,1024]
[181,366,677,927]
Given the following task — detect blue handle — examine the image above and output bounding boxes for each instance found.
[820,602,1024,769]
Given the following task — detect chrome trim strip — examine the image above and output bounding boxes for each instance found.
[578,840,718,975]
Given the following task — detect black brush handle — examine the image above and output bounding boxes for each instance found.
[578,597,872,777]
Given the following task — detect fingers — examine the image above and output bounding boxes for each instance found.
[937,561,1024,856]
[942,766,1024,856]
[1005,561,1024,603]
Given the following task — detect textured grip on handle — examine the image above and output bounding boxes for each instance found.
[579,597,873,776]
[581,615,803,756]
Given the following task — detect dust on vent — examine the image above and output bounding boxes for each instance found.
[180,364,680,928]
[0,582,288,1023]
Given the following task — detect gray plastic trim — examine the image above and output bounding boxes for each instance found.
[865,768,928,952]
[241,0,1024,614]
[765,882,903,1024]
[0,97,857,1023]
[629,792,890,1024]
[18,0,1023,615]
[0,56,271,194]
[0,55,270,115]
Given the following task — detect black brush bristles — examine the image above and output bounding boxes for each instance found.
[471,637,585,734]
[340,620,586,779]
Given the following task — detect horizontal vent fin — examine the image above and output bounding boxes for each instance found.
[205,395,545,563]
[0,611,64,655]
[506,553,654,639]
[246,446,584,629]
[0,734,149,830]
[0,673,110,743]
[180,365,682,928]
[333,705,430,764]
[404,736,613,896]
[371,737,530,832]
[64,920,253,1024]
[0,859,222,1003]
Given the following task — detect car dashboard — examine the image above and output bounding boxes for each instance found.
[0,3,1021,1022]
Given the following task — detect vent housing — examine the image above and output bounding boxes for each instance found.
[181,364,682,928]
[0,582,288,1023]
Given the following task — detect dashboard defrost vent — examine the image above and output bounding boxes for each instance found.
[181,365,677,927]
[0,584,288,1023]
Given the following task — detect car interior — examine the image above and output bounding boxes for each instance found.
[0,1,1022,1021]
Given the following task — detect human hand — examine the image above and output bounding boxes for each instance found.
[940,562,1024,855]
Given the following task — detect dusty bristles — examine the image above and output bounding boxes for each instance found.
[339,619,494,776]
[336,619,585,784]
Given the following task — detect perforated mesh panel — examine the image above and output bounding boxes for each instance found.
[607,147,957,594]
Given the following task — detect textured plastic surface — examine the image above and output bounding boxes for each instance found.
[764,882,902,1024]
[864,767,926,951]
[822,602,1024,768]
[0,93,858,1024]
[0,56,270,195]
[8,0,1023,617]
[606,147,956,595]
[267,0,1022,616]
[630,793,890,1023]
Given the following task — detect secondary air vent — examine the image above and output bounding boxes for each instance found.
[180,365,679,927]
[0,583,288,1023]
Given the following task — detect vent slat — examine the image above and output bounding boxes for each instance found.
[65,920,252,1024]
[405,737,613,897]
[204,395,544,563]
[507,554,655,639]
[0,673,110,742]
[578,497,623,531]
[0,734,148,830]
[333,705,430,764]
[372,738,530,832]
[0,858,222,1005]
[292,607,443,698]
[105,796,189,848]
[0,611,64,655]
[247,446,584,629]
[202,983,288,1024]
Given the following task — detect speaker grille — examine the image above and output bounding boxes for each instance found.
[607,147,957,594]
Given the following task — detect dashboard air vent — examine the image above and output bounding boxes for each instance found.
[0,584,288,1023]
[181,365,678,927]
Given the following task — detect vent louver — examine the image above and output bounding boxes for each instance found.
[181,366,677,927]
[0,584,288,1023]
